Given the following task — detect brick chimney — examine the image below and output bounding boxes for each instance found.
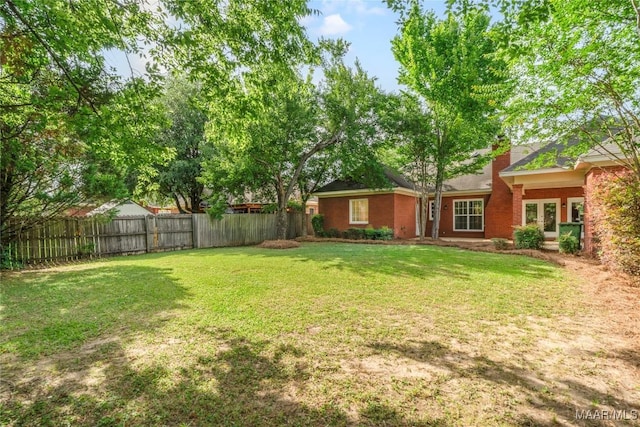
[484,142,513,239]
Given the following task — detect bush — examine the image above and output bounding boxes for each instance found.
[344,228,366,240]
[559,232,579,254]
[491,238,509,250]
[0,244,23,270]
[586,169,640,276]
[377,226,393,240]
[326,228,341,238]
[311,214,324,236]
[513,224,544,249]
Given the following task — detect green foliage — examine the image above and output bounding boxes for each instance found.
[491,238,509,250]
[558,233,579,255]
[326,228,341,238]
[0,1,171,248]
[587,170,640,276]
[200,39,385,240]
[513,225,545,250]
[498,0,640,180]
[0,244,22,270]
[152,76,208,213]
[390,3,510,238]
[77,243,95,258]
[311,214,325,236]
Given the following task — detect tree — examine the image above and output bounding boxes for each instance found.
[152,77,208,213]
[383,93,435,240]
[0,2,170,252]
[493,0,640,180]
[390,2,510,238]
[201,41,384,240]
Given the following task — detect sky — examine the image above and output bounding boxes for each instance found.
[103,0,453,94]
[303,0,449,92]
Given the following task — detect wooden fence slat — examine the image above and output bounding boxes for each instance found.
[9,212,307,264]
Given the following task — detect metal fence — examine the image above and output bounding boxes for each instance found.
[6,212,307,265]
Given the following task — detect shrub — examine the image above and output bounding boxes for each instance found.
[77,242,95,257]
[311,214,324,236]
[364,227,377,240]
[559,232,579,254]
[344,228,366,240]
[491,238,509,250]
[586,169,640,276]
[326,228,341,238]
[377,226,393,240]
[0,244,23,270]
[513,224,544,249]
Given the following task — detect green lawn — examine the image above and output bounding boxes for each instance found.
[1,243,636,426]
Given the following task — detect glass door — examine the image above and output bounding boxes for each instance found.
[523,199,560,238]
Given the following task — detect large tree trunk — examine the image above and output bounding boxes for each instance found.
[275,182,288,240]
[276,206,288,240]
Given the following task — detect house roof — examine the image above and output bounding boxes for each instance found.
[441,143,544,192]
[315,167,416,193]
[501,139,579,174]
[87,200,153,217]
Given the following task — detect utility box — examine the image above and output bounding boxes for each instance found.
[559,222,583,250]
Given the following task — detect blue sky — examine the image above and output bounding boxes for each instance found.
[103,0,452,93]
[304,0,449,92]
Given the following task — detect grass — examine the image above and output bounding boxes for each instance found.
[0,243,637,426]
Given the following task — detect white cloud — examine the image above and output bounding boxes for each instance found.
[318,14,353,36]
[318,0,387,16]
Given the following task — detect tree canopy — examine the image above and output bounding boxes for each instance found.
[391,1,510,238]
[201,40,385,239]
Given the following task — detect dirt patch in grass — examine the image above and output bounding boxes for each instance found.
[258,239,301,249]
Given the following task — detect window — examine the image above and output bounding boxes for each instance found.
[453,199,484,231]
[309,208,315,215]
[428,200,435,221]
[349,199,369,224]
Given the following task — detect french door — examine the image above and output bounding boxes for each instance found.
[523,199,560,238]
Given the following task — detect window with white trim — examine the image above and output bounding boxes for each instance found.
[428,200,435,220]
[349,199,369,224]
[453,199,484,231]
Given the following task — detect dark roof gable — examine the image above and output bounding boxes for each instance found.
[315,167,416,193]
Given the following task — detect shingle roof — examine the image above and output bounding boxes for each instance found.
[315,167,416,193]
[501,138,580,173]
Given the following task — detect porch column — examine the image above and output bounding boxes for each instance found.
[512,184,524,237]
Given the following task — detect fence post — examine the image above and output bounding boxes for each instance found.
[145,216,155,253]
[192,214,198,249]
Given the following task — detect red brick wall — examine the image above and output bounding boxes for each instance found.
[426,194,491,238]
[485,149,513,238]
[583,165,627,254]
[393,193,417,238]
[318,193,398,235]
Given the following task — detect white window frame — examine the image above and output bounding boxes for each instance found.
[453,199,484,232]
[349,198,369,224]
[428,200,435,221]
[567,197,585,223]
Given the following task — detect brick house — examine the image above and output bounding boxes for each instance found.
[314,141,625,248]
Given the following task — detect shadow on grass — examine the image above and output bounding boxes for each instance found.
[225,242,562,282]
[0,265,188,358]
[1,328,445,426]
[368,340,640,427]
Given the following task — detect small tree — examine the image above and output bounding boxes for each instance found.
[390,2,510,238]
[153,76,209,213]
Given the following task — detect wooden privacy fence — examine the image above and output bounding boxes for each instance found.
[7,212,307,265]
